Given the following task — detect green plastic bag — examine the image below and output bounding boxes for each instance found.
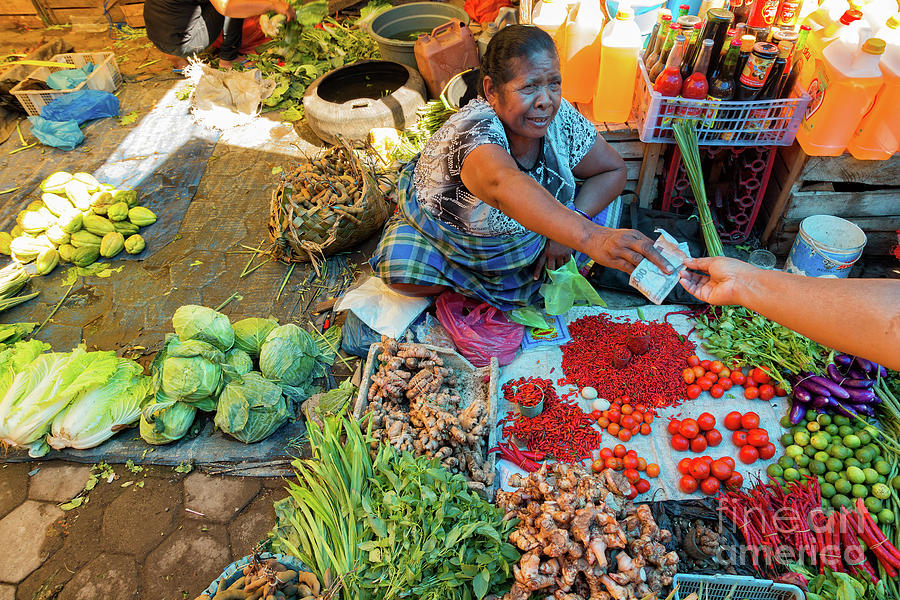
[507,305,550,329]
[540,257,605,315]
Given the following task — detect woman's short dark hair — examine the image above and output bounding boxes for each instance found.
[480,25,557,94]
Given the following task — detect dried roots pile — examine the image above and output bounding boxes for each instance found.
[197,555,323,600]
[496,464,678,600]
[366,336,495,492]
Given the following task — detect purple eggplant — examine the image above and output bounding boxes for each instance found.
[793,386,812,404]
[811,395,830,409]
[849,368,870,380]
[845,387,876,403]
[853,356,875,375]
[833,354,853,368]
[848,403,876,417]
[789,401,807,424]
[808,375,851,399]
[824,397,858,418]
[842,378,875,389]
[799,378,833,397]
[827,363,846,384]
[878,364,888,378]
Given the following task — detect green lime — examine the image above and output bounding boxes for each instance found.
[786,445,804,458]
[790,425,806,435]
[780,415,793,428]
[892,475,900,490]
[794,431,811,446]
[805,444,818,457]
[834,415,850,427]
[817,475,826,485]
[838,425,855,437]
[847,466,866,484]
[779,456,796,470]
[845,458,862,470]
[855,447,876,463]
[780,433,794,448]
[825,424,839,435]
[864,468,880,485]
[866,443,882,457]
[857,430,872,445]
[784,468,800,482]
[807,421,821,433]
[825,471,841,484]
[830,445,852,460]
[843,434,862,449]
[865,497,883,512]
[826,458,844,473]
[814,451,830,462]
[811,433,831,450]
[878,475,887,484]
[795,454,810,468]
[767,464,784,478]
[809,460,827,475]
[817,414,832,427]
[878,509,895,525]
[799,467,811,476]
[851,484,868,498]
[831,494,852,509]
[821,482,837,499]
[872,483,891,500]
[835,479,853,495]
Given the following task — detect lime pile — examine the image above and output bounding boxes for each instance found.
[767,409,898,525]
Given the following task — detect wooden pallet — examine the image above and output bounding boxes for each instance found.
[761,142,900,256]
[0,0,43,29]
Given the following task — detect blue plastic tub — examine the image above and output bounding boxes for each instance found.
[784,215,867,278]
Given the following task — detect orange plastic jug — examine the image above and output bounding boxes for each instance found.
[847,43,900,159]
[414,19,480,99]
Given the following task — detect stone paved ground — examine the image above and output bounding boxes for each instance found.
[0,461,290,600]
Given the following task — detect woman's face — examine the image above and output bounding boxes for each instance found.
[485,49,562,141]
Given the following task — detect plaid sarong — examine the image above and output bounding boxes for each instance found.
[371,162,546,310]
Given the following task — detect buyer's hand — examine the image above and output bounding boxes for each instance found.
[679,256,759,305]
[533,240,573,280]
[592,229,672,275]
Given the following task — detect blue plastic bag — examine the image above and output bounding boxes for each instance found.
[41,89,119,125]
[46,63,94,90]
[27,117,84,150]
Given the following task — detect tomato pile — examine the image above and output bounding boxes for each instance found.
[724,410,777,464]
[588,396,654,443]
[678,455,743,495]
[590,444,659,499]
[666,412,722,453]
[682,356,788,401]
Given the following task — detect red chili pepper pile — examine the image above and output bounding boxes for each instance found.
[488,441,545,472]
[561,314,695,411]
[502,376,547,408]
[499,380,602,463]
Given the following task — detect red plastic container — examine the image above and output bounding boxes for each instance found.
[414,19,480,98]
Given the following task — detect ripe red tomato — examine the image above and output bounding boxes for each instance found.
[739,444,760,464]
[623,468,641,484]
[718,367,731,379]
[626,449,637,458]
[751,367,771,385]
[686,384,702,399]
[723,411,743,431]
[710,385,725,399]
[697,378,714,392]
[721,456,736,469]
[591,458,605,473]
[627,484,638,500]
[690,435,708,453]
[744,386,760,400]
[725,471,744,490]
[639,423,651,436]
[667,419,681,435]
[635,478,651,494]
[620,415,637,430]
[704,429,723,447]
[709,360,724,374]
[689,458,710,480]
[608,409,621,423]
[683,368,696,384]
[741,412,760,430]
[680,475,699,494]
[759,442,777,460]
[646,463,660,478]
[710,458,733,481]
[697,413,716,431]
[679,419,700,439]
[774,385,788,397]
[678,457,693,475]
[671,434,690,451]
[730,370,746,386]
[692,366,706,379]
[747,428,769,447]
[613,444,627,458]
[700,455,714,467]
[687,355,700,367]
[700,360,712,370]
[622,455,638,470]
[732,431,748,447]
[700,477,721,496]
[599,447,613,459]
[758,384,776,401]
[718,377,733,391]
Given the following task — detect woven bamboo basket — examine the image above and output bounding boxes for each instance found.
[268,140,392,272]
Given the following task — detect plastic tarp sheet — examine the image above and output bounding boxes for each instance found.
[496,304,785,501]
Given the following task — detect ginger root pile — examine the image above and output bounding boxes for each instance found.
[496,464,678,600]
[366,336,495,492]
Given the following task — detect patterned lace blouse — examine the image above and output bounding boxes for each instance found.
[413,97,597,237]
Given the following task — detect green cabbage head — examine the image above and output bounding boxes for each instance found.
[140,391,197,445]
[160,337,224,411]
[225,348,253,377]
[259,324,319,387]
[172,305,234,352]
[232,317,278,357]
[214,371,289,443]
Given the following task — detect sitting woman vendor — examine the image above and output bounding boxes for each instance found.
[144,0,295,69]
[371,25,670,311]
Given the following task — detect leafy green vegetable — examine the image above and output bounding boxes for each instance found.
[214,371,289,443]
[232,317,278,357]
[0,339,48,399]
[315,377,355,417]
[139,392,197,445]
[172,304,234,352]
[259,324,319,388]
[791,563,887,600]
[158,336,224,411]
[47,358,151,450]
[224,348,254,379]
[0,323,37,347]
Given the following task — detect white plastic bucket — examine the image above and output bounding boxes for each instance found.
[784,215,867,278]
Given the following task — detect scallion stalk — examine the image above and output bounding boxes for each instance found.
[672,120,724,257]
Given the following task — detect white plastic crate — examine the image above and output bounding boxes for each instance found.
[10,52,122,117]
[635,59,811,146]
[673,574,804,600]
